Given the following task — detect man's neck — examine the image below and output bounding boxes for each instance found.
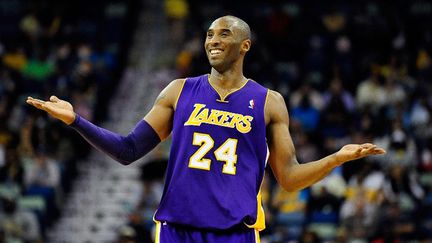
[209,68,247,89]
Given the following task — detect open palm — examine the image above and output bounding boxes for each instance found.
[26,96,76,125]
[335,143,386,165]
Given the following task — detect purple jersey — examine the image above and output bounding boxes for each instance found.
[154,74,269,231]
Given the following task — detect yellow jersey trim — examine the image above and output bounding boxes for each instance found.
[174,79,187,110]
[244,168,267,231]
[255,229,261,243]
[263,89,270,123]
[154,221,161,243]
[152,210,161,243]
[244,145,269,231]
[244,190,266,231]
[216,99,229,103]
[207,74,250,102]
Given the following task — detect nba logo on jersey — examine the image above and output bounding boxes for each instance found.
[249,99,255,109]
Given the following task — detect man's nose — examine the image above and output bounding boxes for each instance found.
[208,36,221,46]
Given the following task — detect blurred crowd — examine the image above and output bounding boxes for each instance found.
[122,1,432,243]
[1,0,432,242]
[0,0,136,242]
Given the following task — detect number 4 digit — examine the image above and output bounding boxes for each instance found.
[214,138,238,175]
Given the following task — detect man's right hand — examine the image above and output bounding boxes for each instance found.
[26,96,76,125]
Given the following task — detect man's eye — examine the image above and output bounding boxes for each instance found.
[207,33,213,38]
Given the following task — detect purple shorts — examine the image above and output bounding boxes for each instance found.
[154,221,260,243]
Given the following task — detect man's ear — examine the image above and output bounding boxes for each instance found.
[241,39,251,53]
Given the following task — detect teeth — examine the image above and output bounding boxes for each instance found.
[210,49,222,55]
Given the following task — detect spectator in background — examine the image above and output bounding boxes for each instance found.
[164,0,189,44]
[0,120,13,149]
[356,65,386,111]
[303,36,327,87]
[340,189,379,242]
[420,138,432,171]
[17,116,35,158]
[2,46,27,72]
[24,148,61,225]
[176,33,202,77]
[0,147,25,190]
[19,11,41,44]
[24,149,60,189]
[290,82,323,133]
[298,229,321,243]
[320,78,353,138]
[21,49,55,94]
[266,5,292,61]
[0,197,41,242]
[125,159,166,243]
[70,90,95,122]
[307,167,345,227]
[345,162,385,205]
[322,9,346,34]
[375,202,417,241]
[382,74,406,107]
[333,36,354,87]
[90,43,116,73]
[290,96,320,133]
[340,162,384,241]
[382,164,424,214]
[354,110,380,139]
[416,49,432,87]
[292,129,320,163]
[322,78,355,113]
[375,121,417,170]
[53,43,75,73]
[271,186,309,240]
[290,82,324,111]
[116,225,137,243]
[410,95,432,141]
[381,55,417,95]
[0,69,17,100]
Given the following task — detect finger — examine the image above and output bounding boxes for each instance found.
[26,99,45,109]
[355,146,363,157]
[366,145,377,151]
[27,97,46,104]
[362,147,386,156]
[361,145,378,155]
[361,143,374,149]
[41,101,57,111]
[50,95,60,102]
[372,148,386,154]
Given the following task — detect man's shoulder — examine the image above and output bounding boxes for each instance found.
[184,74,208,83]
[267,89,284,102]
[265,89,288,121]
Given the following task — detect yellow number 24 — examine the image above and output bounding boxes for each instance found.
[188,132,238,175]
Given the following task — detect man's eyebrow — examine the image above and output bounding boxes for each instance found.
[207,28,232,33]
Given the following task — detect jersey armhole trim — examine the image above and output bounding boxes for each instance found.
[263,89,270,123]
[174,79,187,111]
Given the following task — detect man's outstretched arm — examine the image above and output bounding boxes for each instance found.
[265,90,385,192]
[26,79,185,165]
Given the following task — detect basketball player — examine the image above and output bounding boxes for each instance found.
[26,16,385,243]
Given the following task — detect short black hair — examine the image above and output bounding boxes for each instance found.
[213,15,251,40]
